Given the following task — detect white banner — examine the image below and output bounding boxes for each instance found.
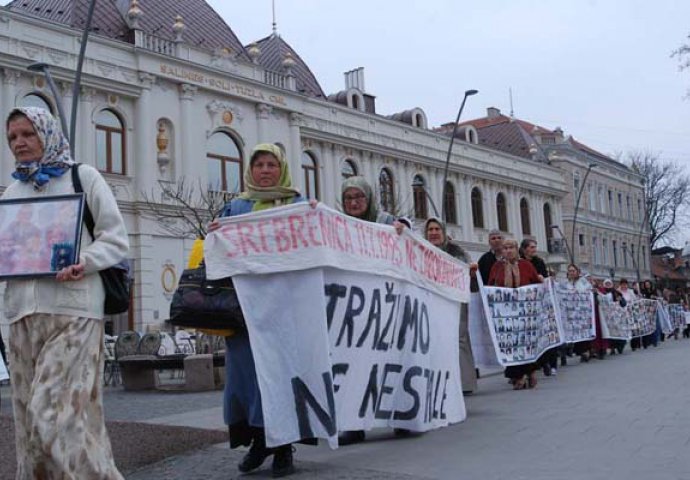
[657,302,674,335]
[477,278,563,367]
[205,203,469,303]
[468,293,500,371]
[553,283,596,343]
[0,354,7,382]
[598,295,659,340]
[207,205,468,448]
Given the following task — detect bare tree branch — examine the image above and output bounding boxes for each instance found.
[627,150,690,249]
[140,177,234,239]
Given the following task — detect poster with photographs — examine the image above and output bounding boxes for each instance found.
[628,299,658,338]
[598,293,632,340]
[668,304,685,330]
[553,283,596,343]
[478,278,564,367]
[0,194,84,279]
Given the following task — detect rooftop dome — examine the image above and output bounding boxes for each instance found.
[248,34,325,99]
[7,0,250,60]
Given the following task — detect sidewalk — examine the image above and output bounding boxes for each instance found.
[2,338,690,479]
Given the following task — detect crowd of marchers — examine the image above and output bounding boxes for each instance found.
[1,109,687,479]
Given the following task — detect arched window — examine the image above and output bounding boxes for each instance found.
[471,187,484,228]
[379,168,395,213]
[19,93,53,114]
[341,159,357,179]
[520,198,531,235]
[444,182,457,224]
[96,109,126,175]
[301,151,319,200]
[543,203,553,241]
[413,175,428,219]
[496,192,508,232]
[207,131,243,193]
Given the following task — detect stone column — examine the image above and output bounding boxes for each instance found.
[1,69,21,179]
[134,74,156,195]
[179,83,198,182]
[78,87,96,166]
[255,103,272,143]
[511,189,522,239]
[458,176,472,241]
[288,112,303,191]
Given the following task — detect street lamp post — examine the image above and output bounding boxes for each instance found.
[26,0,97,152]
[69,0,98,149]
[26,63,70,141]
[570,162,597,265]
[411,178,440,218]
[440,89,478,223]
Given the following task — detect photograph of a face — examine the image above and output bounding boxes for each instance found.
[0,194,84,279]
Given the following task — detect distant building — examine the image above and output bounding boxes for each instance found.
[450,107,651,281]
[651,246,690,291]
[1,1,568,332]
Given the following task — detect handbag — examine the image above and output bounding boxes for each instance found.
[71,165,130,315]
[169,265,245,330]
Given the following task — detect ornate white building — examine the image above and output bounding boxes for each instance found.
[0,1,568,332]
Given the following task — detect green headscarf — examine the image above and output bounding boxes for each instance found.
[341,176,379,222]
[239,143,301,210]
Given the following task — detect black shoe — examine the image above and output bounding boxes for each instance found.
[338,430,365,446]
[272,445,295,478]
[616,345,624,354]
[238,441,273,473]
[542,365,551,376]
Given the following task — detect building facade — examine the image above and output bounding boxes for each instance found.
[455,107,652,282]
[0,2,568,332]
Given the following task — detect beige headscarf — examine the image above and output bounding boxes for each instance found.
[239,143,300,208]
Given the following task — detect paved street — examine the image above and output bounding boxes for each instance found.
[2,338,690,479]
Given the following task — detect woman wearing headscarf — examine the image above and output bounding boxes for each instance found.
[424,217,477,395]
[4,107,128,479]
[338,175,403,445]
[488,239,543,389]
[211,143,303,477]
[341,175,396,225]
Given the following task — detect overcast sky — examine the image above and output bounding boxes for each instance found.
[204,0,690,168]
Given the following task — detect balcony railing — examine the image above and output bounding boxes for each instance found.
[548,238,568,255]
[263,70,287,89]
[135,31,176,56]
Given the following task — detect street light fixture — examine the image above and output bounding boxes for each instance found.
[440,89,479,223]
[570,162,597,265]
[26,63,70,141]
[411,177,440,218]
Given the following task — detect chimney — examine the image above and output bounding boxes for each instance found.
[344,67,365,92]
[487,106,501,118]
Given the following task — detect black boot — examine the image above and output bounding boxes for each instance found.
[272,444,295,477]
[338,430,365,445]
[238,432,272,473]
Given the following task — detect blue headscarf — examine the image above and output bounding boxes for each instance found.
[7,107,74,190]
